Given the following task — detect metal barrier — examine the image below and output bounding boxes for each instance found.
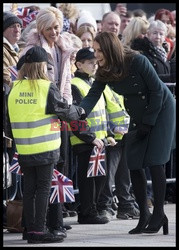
[165,83,176,98]
[73,149,176,195]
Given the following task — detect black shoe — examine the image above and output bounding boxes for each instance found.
[62,211,70,218]
[27,231,64,244]
[49,227,67,238]
[63,224,72,230]
[78,213,109,224]
[22,229,27,240]
[62,205,70,218]
[98,210,112,221]
[128,214,152,234]
[117,206,140,220]
[68,210,77,217]
[106,207,115,216]
[142,215,169,235]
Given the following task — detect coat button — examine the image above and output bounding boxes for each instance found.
[142,95,145,99]
[133,123,136,127]
[153,63,156,66]
[133,83,138,86]
[131,75,135,78]
[138,91,142,94]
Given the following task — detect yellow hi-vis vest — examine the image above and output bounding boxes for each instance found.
[103,85,130,140]
[8,79,61,155]
[70,77,107,146]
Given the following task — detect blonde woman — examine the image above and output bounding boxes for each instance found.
[122,17,150,47]
[20,6,73,105]
[76,25,96,48]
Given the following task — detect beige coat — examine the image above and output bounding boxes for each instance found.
[3,38,21,87]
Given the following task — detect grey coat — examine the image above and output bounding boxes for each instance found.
[80,54,176,170]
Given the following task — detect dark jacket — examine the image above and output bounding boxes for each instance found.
[170,55,176,83]
[8,83,83,167]
[79,54,176,170]
[131,37,171,83]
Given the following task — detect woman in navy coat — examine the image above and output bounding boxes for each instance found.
[79,32,176,235]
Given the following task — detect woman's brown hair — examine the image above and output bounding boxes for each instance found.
[94,32,138,81]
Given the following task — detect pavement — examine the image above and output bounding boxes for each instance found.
[3,203,176,247]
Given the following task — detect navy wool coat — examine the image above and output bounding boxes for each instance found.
[80,54,176,170]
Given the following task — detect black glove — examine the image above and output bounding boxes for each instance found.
[137,124,152,139]
[80,108,86,120]
[68,105,86,121]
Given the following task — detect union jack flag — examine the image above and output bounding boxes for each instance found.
[23,11,39,26]
[87,146,106,177]
[8,153,75,203]
[50,169,75,204]
[9,152,22,174]
[16,7,30,17]
[8,66,18,82]
[16,7,38,28]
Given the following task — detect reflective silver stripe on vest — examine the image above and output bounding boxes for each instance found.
[88,109,105,118]
[90,123,107,132]
[119,124,129,128]
[108,111,126,119]
[15,132,60,145]
[11,116,58,129]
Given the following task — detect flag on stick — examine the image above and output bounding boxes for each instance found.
[50,169,75,204]
[87,146,106,177]
[9,152,22,174]
[8,66,18,81]
[9,153,75,204]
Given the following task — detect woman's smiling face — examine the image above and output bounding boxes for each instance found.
[42,21,61,47]
[93,40,106,67]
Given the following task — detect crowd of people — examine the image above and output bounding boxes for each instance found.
[3,3,176,244]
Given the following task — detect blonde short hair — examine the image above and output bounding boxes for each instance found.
[122,17,150,46]
[36,6,63,33]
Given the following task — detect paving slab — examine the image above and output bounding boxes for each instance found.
[3,203,176,247]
